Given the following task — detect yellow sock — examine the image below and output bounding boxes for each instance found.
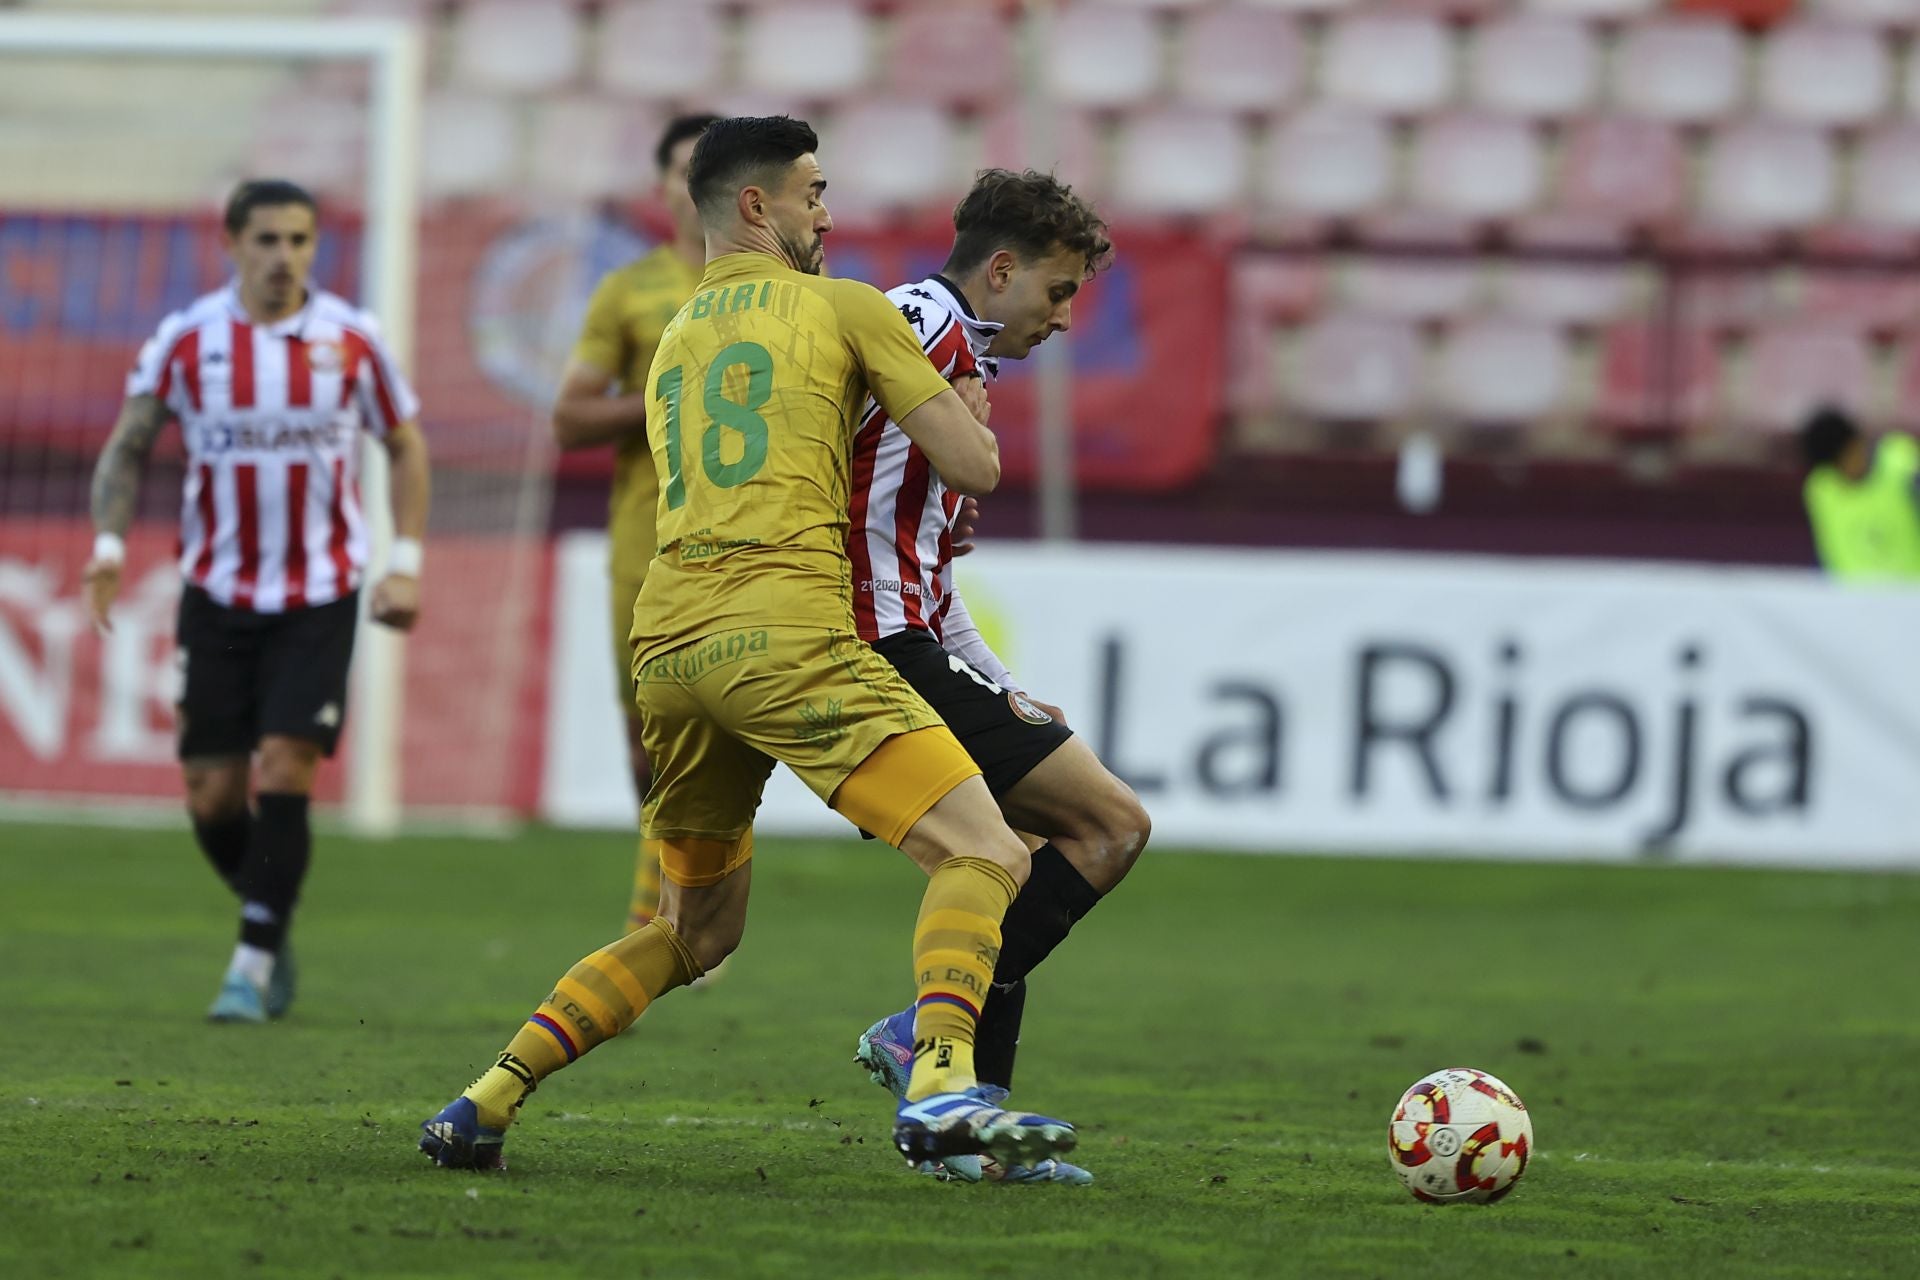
[905,856,1017,1102]
[462,919,702,1128]
[627,834,662,931]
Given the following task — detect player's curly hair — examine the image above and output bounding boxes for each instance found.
[224,179,317,235]
[943,169,1113,281]
[686,115,820,220]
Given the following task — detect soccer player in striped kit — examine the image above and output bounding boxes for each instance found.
[83,180,432,1023]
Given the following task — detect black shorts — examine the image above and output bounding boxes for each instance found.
[175,586,359,759]
[872,628,1073,800]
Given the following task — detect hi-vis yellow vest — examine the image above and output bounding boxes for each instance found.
[1803,433,1920,581]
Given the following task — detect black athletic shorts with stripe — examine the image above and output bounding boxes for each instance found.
[174,586,358,759]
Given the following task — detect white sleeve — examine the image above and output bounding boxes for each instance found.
[942,589,1022,694]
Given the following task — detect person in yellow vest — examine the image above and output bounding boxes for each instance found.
[551,113,717,931]
[1800,406,1920,581]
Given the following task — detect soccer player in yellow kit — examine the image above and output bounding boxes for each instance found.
[420,116,1078,1174]
[551,113,716,931]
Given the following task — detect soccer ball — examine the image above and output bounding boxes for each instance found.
[1388,1067,1533,1204]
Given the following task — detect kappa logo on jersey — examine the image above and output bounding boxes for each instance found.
[1008,691,1053,726]
[898,303,926,334]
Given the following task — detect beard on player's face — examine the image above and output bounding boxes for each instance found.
[774,224,825,276]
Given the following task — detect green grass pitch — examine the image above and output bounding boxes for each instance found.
[2,820,1916,1279]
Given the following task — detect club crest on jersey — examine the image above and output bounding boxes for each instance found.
[306,340,347,374]
[1008,692,1053,726]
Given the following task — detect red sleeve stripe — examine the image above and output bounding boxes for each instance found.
[342,325,402,431]
[171,327,204,413]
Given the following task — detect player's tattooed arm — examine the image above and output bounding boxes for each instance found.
[90,393,170,536]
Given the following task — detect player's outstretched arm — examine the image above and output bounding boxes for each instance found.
[371,419,432,631]
[84,393,169,633]
[897,389,1001,496]
[550,356,649,451]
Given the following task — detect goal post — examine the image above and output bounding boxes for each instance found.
[0,12,424,835]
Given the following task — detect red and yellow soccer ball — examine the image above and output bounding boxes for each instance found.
[1389,1067,1534,1204]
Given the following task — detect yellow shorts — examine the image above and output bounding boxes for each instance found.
[634,626,980,884]
[611,574,646,713]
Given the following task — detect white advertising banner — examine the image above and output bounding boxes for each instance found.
[544,534,1920,869]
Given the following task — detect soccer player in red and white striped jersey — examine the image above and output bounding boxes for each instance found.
[847,171,1152,1185]
[83,180,432,1023]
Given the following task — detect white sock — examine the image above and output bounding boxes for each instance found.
[229,943,274,990]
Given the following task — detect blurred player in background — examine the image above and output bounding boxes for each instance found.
[83,179,431,1022]
[1800,405,1920,581]
[550,112,718,933]
[420,117,1079,1176]
[847,169,1149,1186]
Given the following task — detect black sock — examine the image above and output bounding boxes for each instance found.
[191,811,251,895]
[974,845,1102,1091]
[237,792,311,953]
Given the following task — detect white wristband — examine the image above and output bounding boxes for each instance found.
[387,536,424,578]
[92,531,126,566]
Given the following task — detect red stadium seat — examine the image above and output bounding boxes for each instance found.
[1114,110,1249,215]
[1432,318,1572,424]
[1468,16,1601,120]
[1260,105,1393,216]
[1227,257,1331,415]
[421,91,520,200]
[1700,121,1838,232]
[1045,5,1163,108]
[1852,124,1920,231]
[822,101,957,218]
[885,4,1017,109]
[1173,8,1306,114]
[1736,324,1876,433]
[1758,22,1891,126]
[450,0,583,95]
[1597,322,1723,430]
[741,3,872,98]
[1553,117,1686,228]
[1286,313,1425,420]
[596,2,726,100]
[1614,19,1744,125]
[1410,113,1544,221]
[1495,216,1639,326]
[528,98,662,202]
[1322,14,1454,116]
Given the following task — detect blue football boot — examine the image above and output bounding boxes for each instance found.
[418,1097,508,1171]
[207,969,268,1024]
[265,942,296,1019]
[856,1010,982,1182]
[893,1089,1076,1171]
[970,1086,1096,1185]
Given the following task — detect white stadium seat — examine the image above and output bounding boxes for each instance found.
[1853,124,1920,229]
[1737,324,1875,433]
[740,2,872,98]
[1410,113,1544,220]
[1469,16,1600,120]
[1260,105,1393,216]
[1496,217,1637,325]
[1322,14,1454,116]
[1701,121,1838,231]
[1521,0,1659,18]
[981,105,1105,195]
[450,0,583,95]
[822,101,955,216]
[1173,9,1306,113]
[1114,110,1248,215]
[1614,19,1745,124]
[1432,318,1571,423]
[1045,5,1163,108]
[1554,116,1687,225]
[1758,22,1891,126]
[1805,0,1920,25]
[1236,0,1358,14]
[421,91,519,200]
[1286,313,1424,420]
[527,97,660,203]
[596,2,726,100]
[1343,242,1485,324]
[886,4,1017,108]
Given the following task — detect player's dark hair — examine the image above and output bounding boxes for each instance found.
[224,179,318,236]
[943,169,1113,281]
[655,112,721,172]
[1801,404,1860,471]
[686,115,820,220]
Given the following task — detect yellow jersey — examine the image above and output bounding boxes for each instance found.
[570,245,703,583]
[630,252,953,663]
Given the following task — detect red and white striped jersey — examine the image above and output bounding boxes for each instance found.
[126,283,420,613]
[848,274,999,649]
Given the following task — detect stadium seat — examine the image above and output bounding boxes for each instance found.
[1045,5,1162,108]
[1521,0,1659,17]
[421,91,520,200]
[1852,124,1920,230]
[1805,0,1920,25]
[1432,318,1571,424]
[1758,22,1890,126]
[1173,8,1306,114]
[596,2,726,100]
[527,98,659,202]
[1113,110,1248,215]
[1342,246,1486,324]
[981,104,1104,195]
[1321,14,1454,116]
[1235,0,1358,13]
[1554,117,1687,227]
[450,0,583,95]
[740,3,871,99]
[1409,113,1544,220]
[1613,19,1745,124]
[1894,335,1920,427]
[248,91,364,201]
[1796,228,1920,332]
[1285,312,1424,420]
[885,4,1016,109]
[1259,105,1393,216]
[1227,257,1330,415]
[1495,216,1638,325]
[1597,322,1723,430]
[821,101,956,216]
[1468,16,1600,120]
[1701,122,1838,231]
[1736,324,1876,433]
